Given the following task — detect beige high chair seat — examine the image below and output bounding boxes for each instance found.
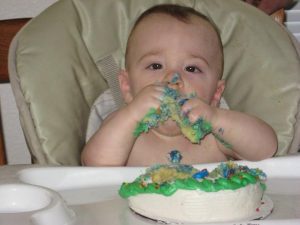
[8,0,300,165]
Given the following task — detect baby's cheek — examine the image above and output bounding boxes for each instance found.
[195,91,211,104]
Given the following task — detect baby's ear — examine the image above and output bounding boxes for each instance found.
[119,69,133,103]
[211,79,225,107]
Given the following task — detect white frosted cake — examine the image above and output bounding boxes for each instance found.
[119,161,267,223]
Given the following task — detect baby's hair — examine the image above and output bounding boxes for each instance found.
[125,4,224,76]
[134,4,216,28]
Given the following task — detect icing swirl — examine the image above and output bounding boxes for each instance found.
[119,162,266,198]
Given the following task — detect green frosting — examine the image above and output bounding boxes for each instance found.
[119,162,266,198]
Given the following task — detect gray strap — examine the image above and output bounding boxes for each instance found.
[97,55,124,107]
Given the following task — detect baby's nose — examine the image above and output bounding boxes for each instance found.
[166,72,183,89]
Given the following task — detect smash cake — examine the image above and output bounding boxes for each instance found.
[119,151,269,223]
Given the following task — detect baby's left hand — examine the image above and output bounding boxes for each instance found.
[181,98,218,125]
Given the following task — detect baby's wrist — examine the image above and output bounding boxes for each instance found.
[210,107,223,134]
[123,103,145,124]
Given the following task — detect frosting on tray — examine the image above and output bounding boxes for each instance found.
[119,160,266,198]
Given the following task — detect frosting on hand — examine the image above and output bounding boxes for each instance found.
[133,86,212,143]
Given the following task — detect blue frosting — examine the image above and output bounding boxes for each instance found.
[168,150,183,164]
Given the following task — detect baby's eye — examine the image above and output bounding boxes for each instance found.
[185,66,202,73]
[147,63,163,70]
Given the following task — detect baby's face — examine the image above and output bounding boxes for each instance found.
[125,13,224,105]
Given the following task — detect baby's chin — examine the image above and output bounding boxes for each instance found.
[153,119,181,137]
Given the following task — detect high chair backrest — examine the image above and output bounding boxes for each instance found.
[9,0,300,165]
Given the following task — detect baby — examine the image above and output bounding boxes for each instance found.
[81,4,277,166]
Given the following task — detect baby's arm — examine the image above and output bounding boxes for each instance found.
[182,99,277,160]
[211,108,277,160]
[81,107,137,166]
[81,84,164,166]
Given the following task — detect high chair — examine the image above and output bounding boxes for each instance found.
[7,0,300,165]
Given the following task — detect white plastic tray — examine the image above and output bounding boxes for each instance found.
[2,155,300,225]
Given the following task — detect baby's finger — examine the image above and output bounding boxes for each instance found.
[181,99,207,123]
[188,107,205,123]
[181,98,199,113]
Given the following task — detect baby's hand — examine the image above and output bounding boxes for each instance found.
[181,98,217,125]
[126,84,165,122]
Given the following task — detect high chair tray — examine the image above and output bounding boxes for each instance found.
[0,154,299,225]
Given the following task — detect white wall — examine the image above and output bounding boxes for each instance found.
[286,1,300,41]
[0,0,299,164]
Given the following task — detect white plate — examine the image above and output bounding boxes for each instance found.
[250,195,274,221]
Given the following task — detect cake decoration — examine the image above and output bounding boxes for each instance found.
[192,168,209,179]
[168,149,182,164]
[133,85,212,143]
[119,161,266,198]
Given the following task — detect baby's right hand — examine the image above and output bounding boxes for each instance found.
[125,84,165,122]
